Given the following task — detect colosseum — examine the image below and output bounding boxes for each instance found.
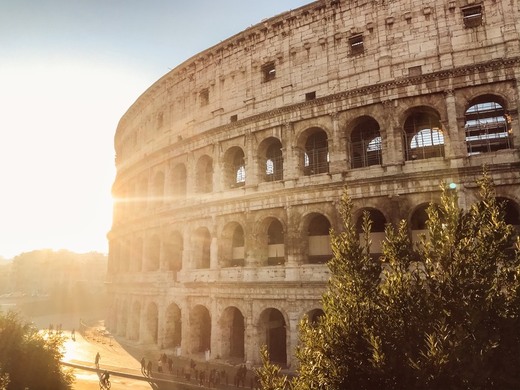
[106,0,520,369]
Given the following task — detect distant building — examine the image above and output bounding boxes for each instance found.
[107,0,520,368]
[8,250,107,297]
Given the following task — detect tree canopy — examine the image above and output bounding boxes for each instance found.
[260,171,520,390]
[0,311,73,390]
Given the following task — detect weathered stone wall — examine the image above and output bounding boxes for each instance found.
[107,0,520,368]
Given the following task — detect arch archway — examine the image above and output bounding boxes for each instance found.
[164,303,182,349]
[258,308,287,366]
[195,155,213,193]
[164,231,183,279]
[301,129,329,175]
[171,163,187,198]
[355,208,387,254]
[350,116,382,168]
[190,305,211,353]
[465,95,511,155]
[258,137,284,182]
[220,307,245,359]
[403,108,444,160]
[130,301,141,341]
[146,302,159,344]
[305,214,332,264]
[193,228,211,269]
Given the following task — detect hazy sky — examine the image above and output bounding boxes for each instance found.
[0,0,311,259]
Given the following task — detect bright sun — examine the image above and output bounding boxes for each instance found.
[0,57,151,258]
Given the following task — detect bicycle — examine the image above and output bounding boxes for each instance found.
[99,372,111,389]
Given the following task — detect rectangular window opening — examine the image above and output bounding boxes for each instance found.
[262,62,276,82]
[200,88,209,107]
[462,5,482,28]
[349,34,364,55]
[230,114,238,123]
[305,91,316,101]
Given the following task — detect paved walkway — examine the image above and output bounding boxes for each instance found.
[60,320,260,390]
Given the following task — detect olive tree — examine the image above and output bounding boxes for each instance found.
[259,171,520,390]
[0,311,74,390]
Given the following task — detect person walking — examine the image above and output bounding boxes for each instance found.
[95,352,100,368]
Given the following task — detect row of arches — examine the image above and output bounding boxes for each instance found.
[109,197,520,275]
[115,94,514,216]
[112,299,324,366]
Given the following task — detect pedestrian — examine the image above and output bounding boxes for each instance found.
[168,356,173,374]
[158,359,163,373]
[71,328,76,341]
[147,360,152,376]
[141,357,146,373]
[95,352,100,367]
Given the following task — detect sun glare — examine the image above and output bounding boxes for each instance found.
[0,57,152,259]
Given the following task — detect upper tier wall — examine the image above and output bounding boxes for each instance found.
[114,0,520,168]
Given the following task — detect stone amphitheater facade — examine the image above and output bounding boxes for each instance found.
[107,0,520,368]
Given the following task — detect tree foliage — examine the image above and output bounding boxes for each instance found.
[258,171,520,390]
[0,311,74,390]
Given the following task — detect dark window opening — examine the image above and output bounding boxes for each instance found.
[462,5,482,28]
[230,114,238,123]
[409,66,422,77]
[349,34,364,55]
[262,62,276,82]
[305,91,316,101]
[200,89,209,107]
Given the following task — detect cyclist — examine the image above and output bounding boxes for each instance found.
[100,370,110,388]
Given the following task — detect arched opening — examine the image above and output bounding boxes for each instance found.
[119,241,130,273]
[152,171,165,206]
[131,237,143,272]
[146,302,159,345]
[190,305,211,353]
[138,177,148,211]
[355,208,387,254]
[119,304,128,337]
[164,231,183,279]
[231,225,245,267]
[403,109,444,160]
[260,138,283,182]
[147,234,160,271]
[303,130,329,175]
[220,223,245,267]
[258,309,287,366]
[306,308,325,327]
[350,117,382,168]
[267,219,285,265]
[307,214,332,264]
[220,307,245,359]
[224,147,246,188]
[497,197,520,231]
[465,97,512,155]
[193,228,211,269]
[130,301,141,341]
[164,303,182,349]
[196,155,213,193]
[410,203,437,244]
[171,163,187,198]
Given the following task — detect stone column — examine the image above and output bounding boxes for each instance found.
[245,130,259,186]
[444,89,465,161]
[285,206,304,268]
[182,227,192,270]
[328,112,347,173]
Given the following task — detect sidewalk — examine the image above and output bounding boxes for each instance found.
[60,321,260,390]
